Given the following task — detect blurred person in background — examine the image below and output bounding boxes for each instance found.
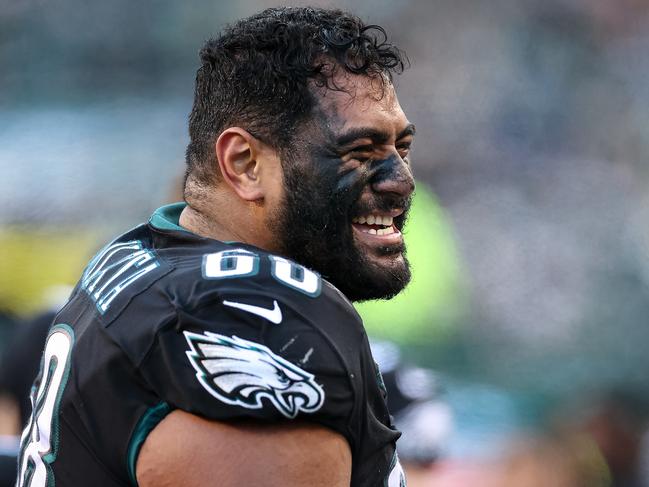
[0,310,18,487]
[584,391,649,487]
[497,432,609,487]
[553,389,649,487]
[0,311,16,358]
[372,340,454,486]
[0,287,71,487]
[491,389,649,487]
[0,312,56,433]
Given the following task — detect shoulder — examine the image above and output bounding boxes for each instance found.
[73,213,364,351]
[169,243,366,381]
[83,218,364,369]
[158,238,365,350]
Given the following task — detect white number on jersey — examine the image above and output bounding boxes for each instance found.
[387,452,407,487]
[269,255,321,296]
[203,249,321,297]
[17,325,75,487]
[203,249,260,279]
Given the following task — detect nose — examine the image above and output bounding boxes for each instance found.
[370,157,415,198]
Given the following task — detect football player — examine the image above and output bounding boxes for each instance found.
[16,7,416,486]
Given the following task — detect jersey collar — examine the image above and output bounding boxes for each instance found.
[149,203,238,245]
[149,202,192,233]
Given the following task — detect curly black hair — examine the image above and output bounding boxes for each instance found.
[185,6,407,185]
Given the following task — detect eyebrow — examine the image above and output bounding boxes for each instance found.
[334,123,416,147]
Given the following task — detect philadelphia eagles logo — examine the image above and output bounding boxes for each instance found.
[184,331,325,418]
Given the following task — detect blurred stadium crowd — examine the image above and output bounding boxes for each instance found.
[3,0,649,485]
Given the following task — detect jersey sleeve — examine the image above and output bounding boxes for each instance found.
[136,284,360,444]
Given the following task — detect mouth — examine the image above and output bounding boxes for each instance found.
[351,209,405,246]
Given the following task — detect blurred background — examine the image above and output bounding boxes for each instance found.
[3,0,649,485]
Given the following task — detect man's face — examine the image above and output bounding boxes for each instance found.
[272,73,416,302]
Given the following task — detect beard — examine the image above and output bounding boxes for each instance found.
[271,156,412,302]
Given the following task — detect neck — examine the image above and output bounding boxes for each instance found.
[179,182,267,249]
[179,204,220,239]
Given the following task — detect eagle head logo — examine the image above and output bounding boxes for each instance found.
[184,331,325,418]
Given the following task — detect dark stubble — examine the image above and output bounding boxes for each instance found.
[271,151,412,302]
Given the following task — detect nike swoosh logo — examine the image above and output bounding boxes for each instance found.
[222,299,283,324]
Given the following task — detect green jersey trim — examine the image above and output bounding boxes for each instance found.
[127,402,173,486]
[149,203,190,233]
[149,203,249,246]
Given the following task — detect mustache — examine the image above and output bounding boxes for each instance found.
[351,194,412,216]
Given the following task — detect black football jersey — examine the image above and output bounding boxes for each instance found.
[16,203,406,487]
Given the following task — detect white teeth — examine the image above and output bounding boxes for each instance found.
[376,227,396,236]
[354,224,397,236]
[352,214,395,229]
[376,215,393,226]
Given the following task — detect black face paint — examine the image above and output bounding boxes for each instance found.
[362,154,413,234]
[273,144,413,302]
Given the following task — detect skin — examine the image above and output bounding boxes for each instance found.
[137,410,352,487]
[138,71,415,486]
[274,74,415,300]
[0,394,20,435]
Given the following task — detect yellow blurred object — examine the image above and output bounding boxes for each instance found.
[0,229,98,315]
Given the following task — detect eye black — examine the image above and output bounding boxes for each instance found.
[397,142,411,152]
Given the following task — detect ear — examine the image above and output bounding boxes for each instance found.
[215,128,265,201]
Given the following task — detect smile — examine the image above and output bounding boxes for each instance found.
[351,211,403,238]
